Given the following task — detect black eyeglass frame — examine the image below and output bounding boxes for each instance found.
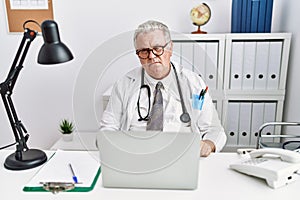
[136,41,170,59]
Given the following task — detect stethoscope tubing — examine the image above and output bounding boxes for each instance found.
[137,62,191,123]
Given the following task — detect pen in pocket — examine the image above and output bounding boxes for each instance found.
[198,86,208,100]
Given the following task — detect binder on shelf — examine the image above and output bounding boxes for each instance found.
[254,41,269,89]
[231,0,242,33]
[245,0,252,33]
[172,42,182,65]
[242,42,256,89]
[250,0,260,33]
[262,102,277,143]
[238,102,252,146]
[230,42,244,89]
[241,0,248,32]
[225,102,240,146]
[23,150,101,192]
[193,42,206,77]
[257,0,267,32]
[237,0,273,33]
[181,42,194,72]
[205,42,218,90]
[267,41,282,89]
[265,0,274,33]
[250,102,265,146]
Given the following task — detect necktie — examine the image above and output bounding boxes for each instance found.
[147,81,164,131]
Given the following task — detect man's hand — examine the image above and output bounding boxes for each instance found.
[200,140,216,157]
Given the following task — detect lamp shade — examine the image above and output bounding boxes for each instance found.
[38,20,73,64]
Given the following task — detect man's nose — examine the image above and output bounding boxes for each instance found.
[148,50,156,59]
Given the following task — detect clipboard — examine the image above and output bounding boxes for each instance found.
[23,150,101,192]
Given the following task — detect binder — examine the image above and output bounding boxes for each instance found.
[23,150,101,192]
[254,41,269,89]
[245,0,252,33]
[265,0,274,32]
[262,102,277,143]
[238,102,252,146]
[172,42,182,65]
[242,41,256,89]
[231,0,242,33]
[181,42,194,72]
[240,0,273,33]
[241,0,248,32]
[193,42,206,77]
[250,0,260,33]
[230,42,244,89]
[205,42,218,90]
[226,102,240,146]
[267,41,282,89]
[257,0,267,32]
[250,102,265,146]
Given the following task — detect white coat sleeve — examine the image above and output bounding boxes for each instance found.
[99,82,124,131]
[197,92,227,152]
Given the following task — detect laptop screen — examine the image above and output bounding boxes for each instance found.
[97,131,200,190]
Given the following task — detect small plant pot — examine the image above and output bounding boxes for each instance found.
[62,134,73,142]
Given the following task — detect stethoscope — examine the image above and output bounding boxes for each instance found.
[137,62,191,123]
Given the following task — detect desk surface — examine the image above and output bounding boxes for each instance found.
[0,150,298,200]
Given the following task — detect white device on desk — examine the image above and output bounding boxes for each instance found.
[230,148,300,189]
[96,131,200,190]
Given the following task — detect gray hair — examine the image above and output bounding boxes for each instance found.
[133,20,171,48]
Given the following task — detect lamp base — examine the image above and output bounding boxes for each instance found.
[4,149,47,170]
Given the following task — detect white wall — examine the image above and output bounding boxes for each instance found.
[277,0,300,134]
[0,0,299,149]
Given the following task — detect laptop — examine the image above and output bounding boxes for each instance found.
[96,130,200,190]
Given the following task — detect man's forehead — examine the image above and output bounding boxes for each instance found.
[136,30,166,47]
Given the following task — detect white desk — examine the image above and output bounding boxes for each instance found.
[0,150,298,200]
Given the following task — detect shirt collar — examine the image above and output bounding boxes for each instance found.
[144,67,173,89]
[144,66,179,100]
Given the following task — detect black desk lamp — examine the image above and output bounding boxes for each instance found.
[0,20,73,170]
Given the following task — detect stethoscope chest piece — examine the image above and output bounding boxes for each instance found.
[180,112,191,124]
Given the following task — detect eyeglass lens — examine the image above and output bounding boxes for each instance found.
[138,48,164,59]
[136,42,169,59]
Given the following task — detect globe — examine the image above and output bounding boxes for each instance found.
[190,3,211,34]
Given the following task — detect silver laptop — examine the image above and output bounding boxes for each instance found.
[96,130,200,190]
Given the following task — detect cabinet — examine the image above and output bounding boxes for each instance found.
[172,33,291,151]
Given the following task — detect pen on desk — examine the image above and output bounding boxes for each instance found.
[69,163,78,184]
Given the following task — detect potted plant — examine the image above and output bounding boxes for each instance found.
[59,119,74,142]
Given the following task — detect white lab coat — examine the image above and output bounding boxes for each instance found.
[100,62,227,152]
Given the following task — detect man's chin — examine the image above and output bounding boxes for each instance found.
[144,63,169,79]
[151,69,168,79]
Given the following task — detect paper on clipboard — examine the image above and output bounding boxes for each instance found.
[23,150,101,192]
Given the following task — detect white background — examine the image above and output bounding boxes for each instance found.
[0,0,299,149]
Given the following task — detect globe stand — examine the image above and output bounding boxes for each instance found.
[191,25,207,34]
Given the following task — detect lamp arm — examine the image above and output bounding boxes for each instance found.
[5,29,37,91]
[0,93,28,159]
[0,29,37,156]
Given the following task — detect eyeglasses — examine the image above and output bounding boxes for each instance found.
[136,41,170,59]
